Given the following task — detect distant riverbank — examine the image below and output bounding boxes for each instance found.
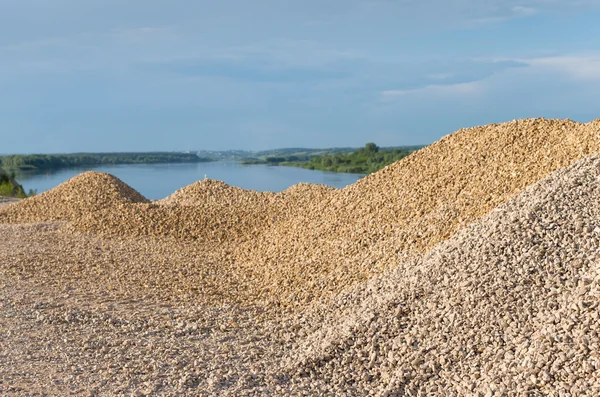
[1,144,425,178]
[241,143,424,174]
[0,152,211,172]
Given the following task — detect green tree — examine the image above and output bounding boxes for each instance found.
[365,142,379,153]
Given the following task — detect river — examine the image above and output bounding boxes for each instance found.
[14,162,365,200]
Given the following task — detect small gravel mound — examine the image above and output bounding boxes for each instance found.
[159,178,274,207]
[70,180,335,246]
[0,171,148,223]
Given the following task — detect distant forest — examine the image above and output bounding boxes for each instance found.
[0,152,211,171]
[245,143,423,174]
[286,143,420,174]
[0,145,425,175]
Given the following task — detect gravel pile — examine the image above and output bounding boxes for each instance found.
[160,179,274,207]
[235,117,600,305]
[268,151,600,395]
[72,181,336,245]
[4,146,600,395]
[0,172,148,223]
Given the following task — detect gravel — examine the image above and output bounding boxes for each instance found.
[0,172,148,223]
[274,152,600,396]
[2,117,600,395]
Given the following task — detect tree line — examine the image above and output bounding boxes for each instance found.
[0,152,211,171]
[284,143,420,174]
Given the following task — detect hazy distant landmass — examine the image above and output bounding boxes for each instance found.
[238,144,425,174]
[0,152,211,171]
[0,144,426,175]
[196,147,358,161]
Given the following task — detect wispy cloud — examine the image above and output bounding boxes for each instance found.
[511,5,538,16]
[381,81,483,100]
[483,53,600,81]
[378,59,526,101]
[469,4,538,25]
[524,55,600,80]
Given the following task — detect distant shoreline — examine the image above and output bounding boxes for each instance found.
[0,152,212,172]
[1,145,426,175]
[240,144,425,174]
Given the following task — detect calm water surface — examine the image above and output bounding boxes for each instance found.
[15,162,365,200]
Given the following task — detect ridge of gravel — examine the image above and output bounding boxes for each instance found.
[266,152,600,396]
[235,117,600,306]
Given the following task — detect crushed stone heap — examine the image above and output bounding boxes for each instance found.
[234,118,600,305]
[0,171,148,223]
[260,152,600,396]
[3,120,600,395]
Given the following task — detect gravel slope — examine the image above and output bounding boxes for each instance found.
[271,152,600,396]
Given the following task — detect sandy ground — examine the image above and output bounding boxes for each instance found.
[0,223,291,396]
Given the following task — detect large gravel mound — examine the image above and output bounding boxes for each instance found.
[234,118,600,306]
[264,152,600,396]
[0,171,148,223]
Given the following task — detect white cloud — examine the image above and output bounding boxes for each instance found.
[511,5,538,16]
[524,55,600,80]
[381,81,483,100]
[484,53,600,81]
[378,52,600,104]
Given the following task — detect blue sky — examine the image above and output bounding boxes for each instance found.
[1,0,599,153]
